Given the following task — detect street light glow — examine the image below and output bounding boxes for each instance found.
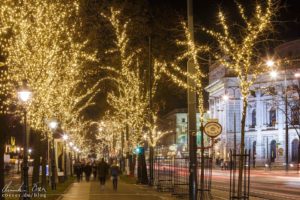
[69,142,73,146]
[28,149,32,153]
[295,73,300,78]
[18,90,31,102]
[49,121,58,129]
[266,60,275,67]
[270,71,278,78]
[62,134,68,141]
[223,94,229,101]
[99,127,103,132]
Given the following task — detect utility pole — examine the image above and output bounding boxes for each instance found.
[285,65,289,172]
[187,0,197,199]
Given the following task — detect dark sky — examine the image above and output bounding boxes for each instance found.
[150,0,300,41]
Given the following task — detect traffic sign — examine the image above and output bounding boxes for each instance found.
[203,122,222,138]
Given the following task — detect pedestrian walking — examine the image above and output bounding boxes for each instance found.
[97,158,108,189]
[84,163,92,182]
[110,161,120,191]
[80,162,84,180]
[92,161,97,180]
[74,162,82,182]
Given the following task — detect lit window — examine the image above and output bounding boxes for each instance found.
[269,108,276,126]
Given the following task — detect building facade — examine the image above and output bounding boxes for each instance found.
[205,40,300,166]
[158,108,210,155]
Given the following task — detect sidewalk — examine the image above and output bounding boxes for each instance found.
[60,179,173,200]
[59,178,261,200]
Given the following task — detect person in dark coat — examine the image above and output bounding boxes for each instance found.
[84,163,92,182]
[80,162,85,180]
[74,162,82,182]
[97,158,108,189]
[92,162,97,180]
[110,161,120,191]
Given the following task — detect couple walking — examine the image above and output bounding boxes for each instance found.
[98,158,120,191]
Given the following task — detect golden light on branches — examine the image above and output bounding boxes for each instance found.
[0,0,98,141]
[96,7,150,152]
[202,0,279,196]
[160,21,208,117]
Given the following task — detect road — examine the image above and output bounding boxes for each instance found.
[211,169,300,199]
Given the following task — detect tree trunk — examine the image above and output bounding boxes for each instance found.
[41,139,47,189]
[298,137,300,173]
[138,152,148,184]
[0,115,8,200]
[149,146,154,186]
[130,154,136,177]
[238,98,248,197]
[32,131,42,186]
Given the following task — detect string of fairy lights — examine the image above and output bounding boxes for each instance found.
[0,0,99,152]
[0,0,280,157]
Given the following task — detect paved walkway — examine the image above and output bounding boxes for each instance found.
[59,178,261,200]
[60,179,173,200]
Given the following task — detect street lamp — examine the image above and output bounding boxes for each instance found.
[48,120,58,190]
[270,71,278,78]
[62,134,68,181]
[268,59,289,172]
[266,60,275,67]
[18,85,31,200]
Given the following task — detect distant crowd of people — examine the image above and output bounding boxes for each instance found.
[216,157,229,170]
[73,158,120,190]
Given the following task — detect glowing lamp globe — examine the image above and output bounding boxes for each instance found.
[270,71,278,78]
[18,90,31,102]
[266,60,274,67]
[49,121,58,129]
[62,135,68,141]
[222,95,229,101]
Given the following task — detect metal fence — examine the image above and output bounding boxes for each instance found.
[152,155,213,199]
[229,149,251,200]
[154,156,174,192]
[198,156,213,199]
[172,157,189,198]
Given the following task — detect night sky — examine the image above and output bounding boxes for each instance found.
[150,0,300,40]
[8,0,300,145]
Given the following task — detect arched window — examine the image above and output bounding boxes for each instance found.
[251,109,256,128]
[291,106,299,125]
[269,108,276,127]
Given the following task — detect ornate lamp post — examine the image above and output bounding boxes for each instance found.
[48,121,58,190]
[18,86,32,199]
